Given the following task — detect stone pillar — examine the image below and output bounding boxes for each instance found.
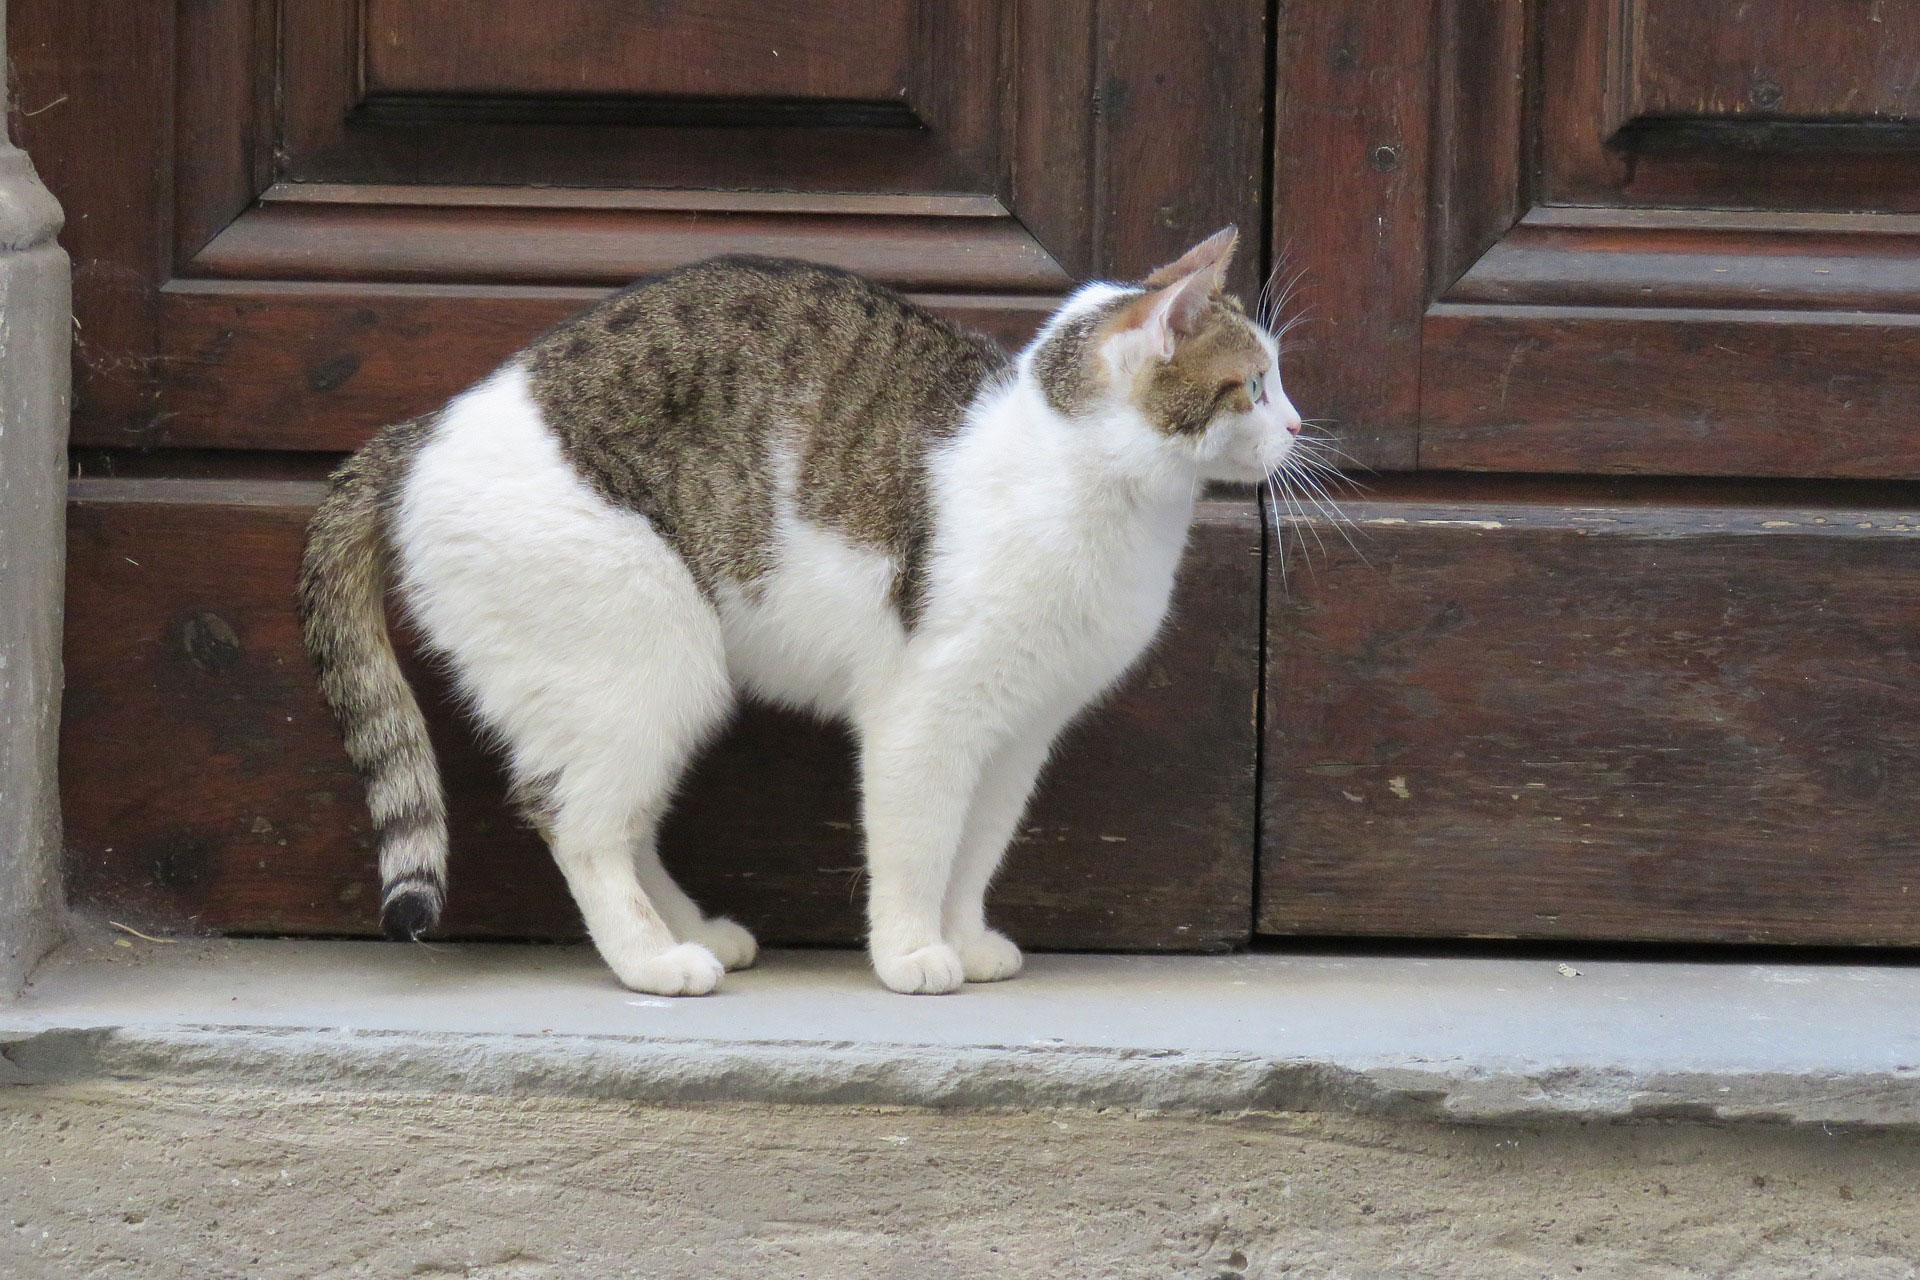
[0,0,73,995]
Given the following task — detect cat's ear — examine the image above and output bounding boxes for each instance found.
[1143,226,1239,290]
[1106,257,1224,367]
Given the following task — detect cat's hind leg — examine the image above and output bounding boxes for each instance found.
[491,590,735,994]
[393,365,736,994]
[632,839,759,970]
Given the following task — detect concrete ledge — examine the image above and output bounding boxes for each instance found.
[5,937,1918,1128]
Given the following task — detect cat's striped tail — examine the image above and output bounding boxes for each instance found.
[296,421,447,940]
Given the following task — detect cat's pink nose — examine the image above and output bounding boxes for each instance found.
[1285,417,1302,436]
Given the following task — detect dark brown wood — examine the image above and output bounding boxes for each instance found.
[173,0,273,265]
[125,282,1054,454]
[1533,0,1631,207]
[280,0,1001,192]
[1010,0,1097,281]
[37,0,1920,958]
[262,185,1015,218]
[1420,304,1920,478]
[1444,209,1920,313]
[1632,0,1920,122]
[8,0,171,437]
[1263,492,1920,945]
[1595,149,1920,218]
[1428,0,1527,293]
[1271,0,1434,471]
[363,0,915,104]
[1407,0,1920,477]
[62,483,1259,951]
[21,0,1272,453]
[1097,0,1267,298]
[186,201,1069,291]
[1540,0,1920,214]
[141,283,599,453]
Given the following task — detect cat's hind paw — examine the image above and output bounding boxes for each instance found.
[956,929,1023,983]
[873,943,966,995]
[687,916,759,971]
[617,942,725,996]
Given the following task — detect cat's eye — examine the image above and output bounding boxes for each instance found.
[1246,373,1266,404]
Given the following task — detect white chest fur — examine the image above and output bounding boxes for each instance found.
[718,381,1195,734]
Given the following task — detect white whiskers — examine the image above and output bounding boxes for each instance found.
[1264,435,1371,584]
[1254,253,1369,582]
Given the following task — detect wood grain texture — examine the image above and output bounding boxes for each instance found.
[173,0,272,265]
[27,0,1274,451]
[262,184,1014,218]
[364,0,915,103]
[1420,304,1920,478]
[120,282,1055,453]
[1599,148,1920,217]
[1272,0,1436,471]
[280,0,997,192]
[1098,0,1266,298]
[1428,0,1527,293]
[1263,493,1920,944]
[62,484,1260,951]
[186,202,1069,291]
[8,0,170,437]
[1444,209,1920,312]
[1535,0,1628,208]
[1633,0,1920,122]
[1540,0,1920,214]
[1422,2,1920,473]
[1011,0,1097,281]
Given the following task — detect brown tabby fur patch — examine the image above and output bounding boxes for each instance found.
[1127,293,1267,437]
[525,256,1008,626]
[1030,296,1129,419]
[1030,290,1266,436]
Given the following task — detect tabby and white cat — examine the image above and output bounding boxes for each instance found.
[299,227,1302,995]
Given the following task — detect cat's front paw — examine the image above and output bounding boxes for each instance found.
[615,942,725,996]
[956,929,1023,983]
[686,916,758,971]
[873,943,966,995]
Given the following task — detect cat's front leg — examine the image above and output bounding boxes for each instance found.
[857,710,993,994]
[942,720,1065,982]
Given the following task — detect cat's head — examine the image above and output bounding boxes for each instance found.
[1028,227,1302,486]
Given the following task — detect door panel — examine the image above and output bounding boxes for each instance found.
[1416,0,1920,475]
[1269,0,1437,472]
[23,0,1267,449]
[16,0,1270,949]
[1263,487,1920,945]
[281,1,997,190]
[149,282,1053,453]
[1422,306,1920,478]
[1261,0,1920,945]
[63,486,1258,950]
[1631,1,1920,123]
[1538,0,1920,215]
[363,1,917,104]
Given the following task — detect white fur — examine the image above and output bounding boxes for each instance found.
[391,285,1300,996]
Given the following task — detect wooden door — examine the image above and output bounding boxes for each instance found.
[13,1,1268,948]
[21,0,1920,954]
[1265,0,1920,944]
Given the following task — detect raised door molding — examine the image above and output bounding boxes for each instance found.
[20,0,1267,451]
[1277,0,1920,477]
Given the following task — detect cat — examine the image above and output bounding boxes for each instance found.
[298,226,1302,996]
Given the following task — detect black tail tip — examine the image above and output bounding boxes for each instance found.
[381,889,440,941]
